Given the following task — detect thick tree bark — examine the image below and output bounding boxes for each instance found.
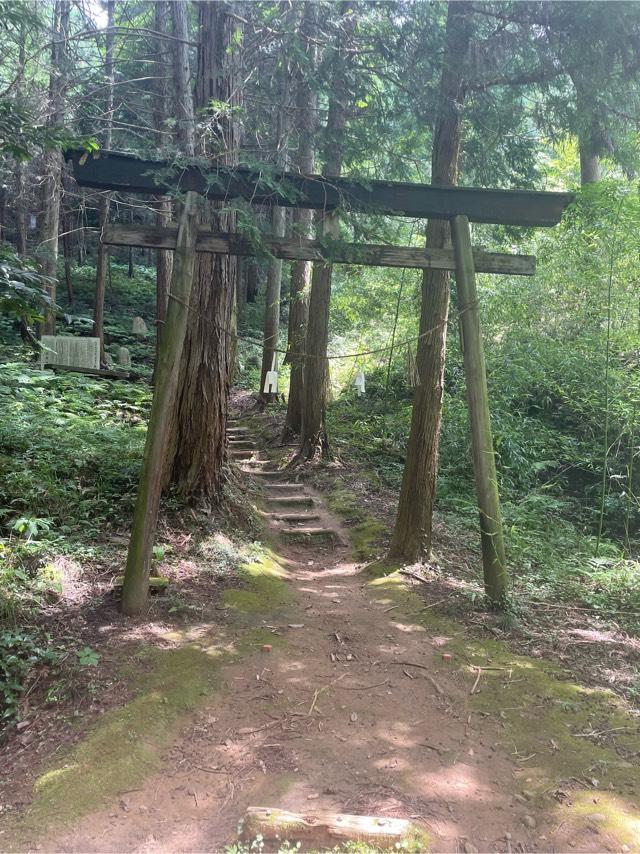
[298,3,353,460]
[15,20,27,258]
[60,167,74,304]
[93,0,115,362]
[166,1,242,501]
[153,1,173,365]
[171,0,196,157]
[259,48,290,404]
[388,2,472,562]
[39,0,70,334]
[283,2,318,438]
[246,259,259,302]
[571,73,603,184]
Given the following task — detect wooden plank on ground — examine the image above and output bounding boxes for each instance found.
[67,149,574,227]
[103,223,536,276]
[239,807,423,850]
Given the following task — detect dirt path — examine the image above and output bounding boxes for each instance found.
[7,420,640,852]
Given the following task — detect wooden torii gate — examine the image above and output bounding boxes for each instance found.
[67,150,574,614]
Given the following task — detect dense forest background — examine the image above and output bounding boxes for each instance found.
[1,0,640,724]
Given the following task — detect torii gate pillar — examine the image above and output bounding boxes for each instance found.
[451,214,507,602]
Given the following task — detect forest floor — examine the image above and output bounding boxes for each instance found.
[1,405,640,853]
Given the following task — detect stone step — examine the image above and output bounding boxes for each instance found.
[269,512,321,523]
[228,439,257,450]
[245,469,285,479]
[231,449,255,460]
[266,482,305,491]
[281,526,336,541]
[266,495,314,507]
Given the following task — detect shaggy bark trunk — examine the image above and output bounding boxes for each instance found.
[246,259,259,302]
[259,48,290,404]
[283,2,318,439]
[298,3,353,460]
[39,0,70,334]
[171,0,196,156]
[166,1,242,501]
[93,0,115,362]
[61,167,74,305]
[153,1,173,365]
[572,74,603,185]
[388,1,472,561]
[15,21,27,258]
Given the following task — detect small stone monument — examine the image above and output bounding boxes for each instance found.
[40,336,100,370]
[132,316,148,336]
[118,346,132,368]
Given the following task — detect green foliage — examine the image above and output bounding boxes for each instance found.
[0,247,56,325]
[0,629,60,724]
[0,364,150,543]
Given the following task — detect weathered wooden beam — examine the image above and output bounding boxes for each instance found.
[239,807,424,850]
[452,214,508,604]
[67,149,574,227]
[120,193,200,616]
[103,223,536,276]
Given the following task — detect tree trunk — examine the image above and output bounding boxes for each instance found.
[171,0,196,157]
[93,0,115,363]
[246,258,259,302]
[61,167,74,305]
[166,1,242,502]
[298,3,353,460]
[283,2,318,439]
[259,45,291,404]
[153,1,173,366]
[39,0,70,334]
[15,18,27,258]
[388,1,472,562]
[572,75,603,184]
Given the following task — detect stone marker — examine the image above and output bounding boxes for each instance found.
[118,346,131,368]
[40,336,100,370]
[132,316,148,336]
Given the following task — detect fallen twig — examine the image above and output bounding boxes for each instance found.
[470,667,482,695]
[308,673,347,715]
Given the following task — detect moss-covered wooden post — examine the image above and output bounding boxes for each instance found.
[121,192,199,616]
[451,214,508,604]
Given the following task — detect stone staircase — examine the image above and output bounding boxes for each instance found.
[228,418,338,545]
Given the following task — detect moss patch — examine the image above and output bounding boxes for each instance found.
[3,547,295,849]
[4,642,227,848]
[326,488,385,561]
[222,548,291,618]
[365,571,640,847]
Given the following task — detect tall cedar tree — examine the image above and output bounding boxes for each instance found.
[165,1,242,501]
[153,0,173,365]
[39,0,69,333]
[259,35,290,404]
[298,3,354,460]
[283,1,318,438]
[389,2,472,561]
[93,0,115,363]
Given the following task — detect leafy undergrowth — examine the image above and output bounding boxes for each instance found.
[326,392,640,635]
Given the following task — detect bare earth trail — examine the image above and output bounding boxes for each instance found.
[15,419,640,852]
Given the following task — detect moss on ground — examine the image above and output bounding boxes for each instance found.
[326,488,385,561]
[2,546,294,849]
[367,571,640,849]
